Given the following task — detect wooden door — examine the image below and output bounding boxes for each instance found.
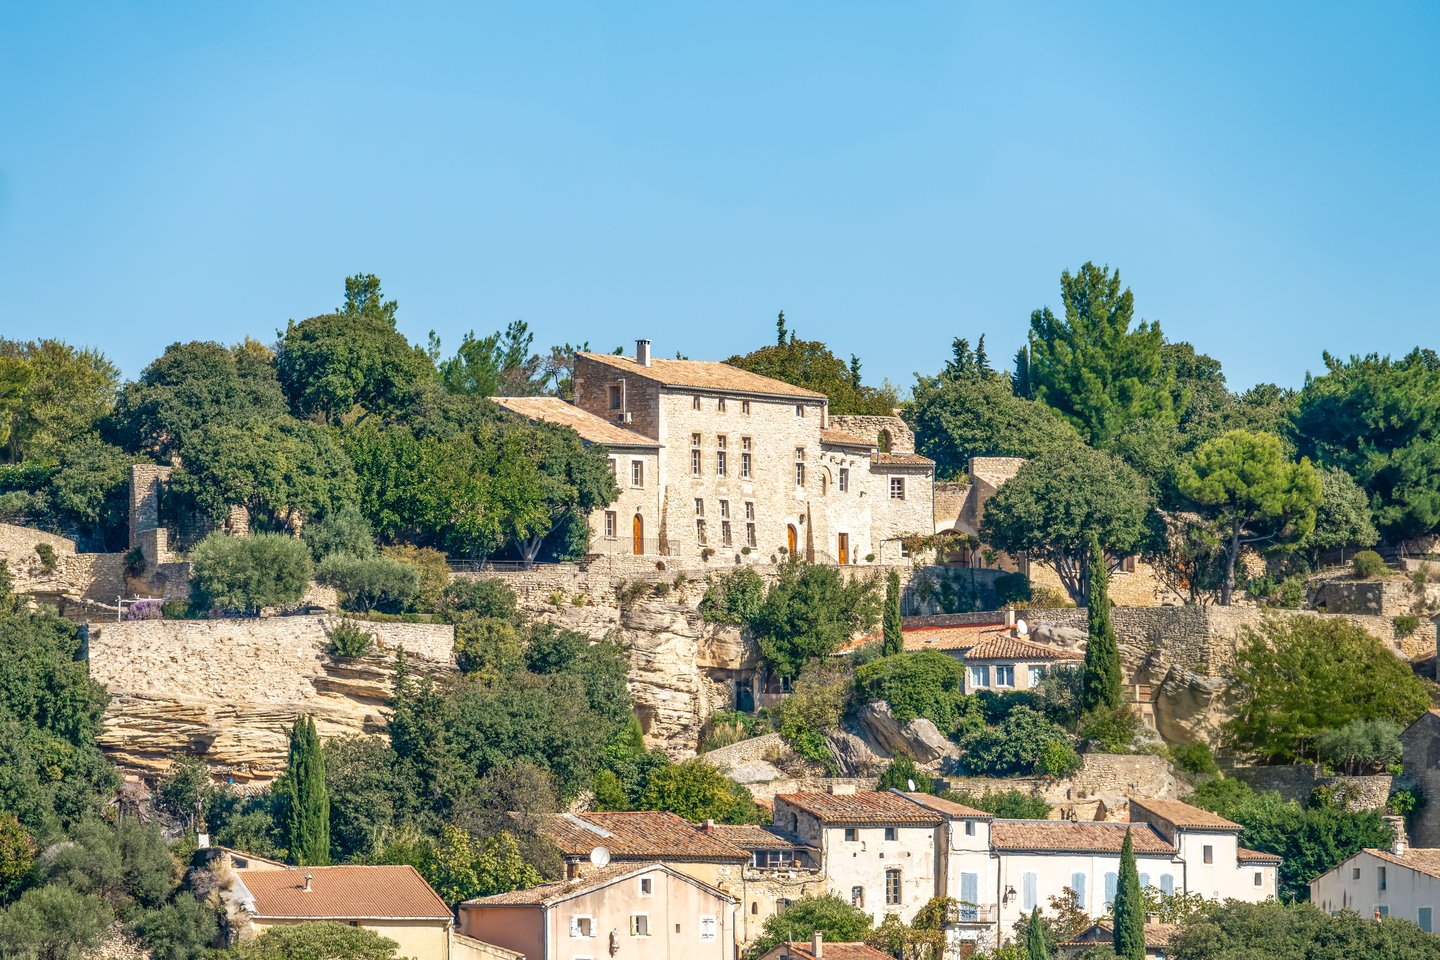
[786,524,798,555]
[632,514,644,555]
[838,533,849,565]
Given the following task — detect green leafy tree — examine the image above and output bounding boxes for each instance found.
[130,893,220,960]
[301,503,377,561]
[1223,616,1430,763]
[0,813,34,902]
[38,818,177,912]
[1023,263,1174,448]
[960,707,1079,778]
[1291,348,1440,542]
[1081,535,1122,711]
[775,662,854,767]
[316,553,420,613]
[419,825,543,904]
[698,568,766,624]
[1313,719,1402,776]
[45,438,135,550]
[108,340,289,458]
[751,894,874,955]
[277,275,435,423]
[0,339,119,464]
[853,651,978,736]
[980,446,1154,604]
[284,715,331,866]
[1025,906,1048,960]
[435,321,546,397]
[323,736,397,862]
[909,370,1081,481]
[1112,828,1145,960]
[638,760,766,824]
[1165,899,1440,959]
[753,564,881,678]
[189,532,313,616]
[1177,430,1322,604]
[232,921,403,960]
[0,884,111,960]
[882,571,903,656]
[938,788,1050,820]
[875,752,922,792]
[1293,467,1379,569]
[727,333,897,416]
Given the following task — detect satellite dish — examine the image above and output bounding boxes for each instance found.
[1015,618,1029,636]
[906,779,916,792]
[590,846,611,868]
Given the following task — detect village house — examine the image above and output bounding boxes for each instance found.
[1310,823,1438,932]
[1398,710,1440,847]
[1058,921,1177,958]
[458,862,737,960]
[841,615,1082,694]
[496,340,934,565]
[756,933,893,960]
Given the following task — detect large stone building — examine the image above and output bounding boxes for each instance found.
[497,340,933,565]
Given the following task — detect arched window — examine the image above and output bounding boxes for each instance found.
[878,429,892,453]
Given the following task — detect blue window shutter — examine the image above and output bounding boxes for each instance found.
[1160,874,1175,896]
[1070,873,1087,910]
[1104,872,1118,909]
[1420,907,1433,932]
[960,873,979,921]
[1022,873,1038,912]
[1140,872,1150,891]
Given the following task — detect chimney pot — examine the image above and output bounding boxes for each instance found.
[702,819,715,833]
[1005,608,1015,630]
[636,339,652,367]
[303,872,313,892]
[812,931,823,959]
[1385,814,1408,855]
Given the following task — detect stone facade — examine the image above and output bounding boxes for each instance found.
[85,615,455,781]
[827,415,914,454]
[1400,711,1440,847]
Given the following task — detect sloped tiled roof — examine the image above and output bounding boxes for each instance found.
[820,429,875,449]
[544,812,748,862]
[1237,846,1282,864]
[841,621,1010,654]
[872,452,933,467]
[960,635,1083,663]
[775,792,944,825]
[579,353,826,400]
[898,792,993,820]
[462,862,735,907]
[1129,797,1241,832]
[237,865,451,920]
[772,942,894,960]
[706,824,810,849]
[989,821,1176,855]
[1364,847,1440,881]
[492,396,660,448]
[1059,922,1177,949]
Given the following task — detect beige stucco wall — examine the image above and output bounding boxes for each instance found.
[592,449,663,556]
[251,917,450,960]
[1312,851,1436,927]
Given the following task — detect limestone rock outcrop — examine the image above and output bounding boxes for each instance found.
[1030,622,1086,650]
[1151,667,1232,746]
[854,701,960,766]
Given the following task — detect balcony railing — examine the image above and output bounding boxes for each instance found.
[949,904,996,925]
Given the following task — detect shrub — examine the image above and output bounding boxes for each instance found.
[1077,705,1141,753]
[1351,549,1388,579]
[616,580,650,608]
[993,572,1032,607]
[700,711,770,752]
[160,599,195,620]
[131,893,220,960]
[1314,719,1403,775]
[380,544,449,612]
[853,651,980,737]
[940,787,1051,820]
[190,532,313,615]
[876,753,924,792]
[1393,614,1421,638]
[698,568,765,624]
[123,546,147,576]
[961,707,1079,778]
[1389,786,1422,818]
[1038,740,1083,778]
[442,578,518,621]
[776,662,852,769]
[33,543,57,573]
[317,553,420,613]
[301,504,376,561]
[123,598,164,621]
[327,619,376,658]
[1171,741,1220,778]
[452,614,525,676]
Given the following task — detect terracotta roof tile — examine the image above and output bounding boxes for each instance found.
[989,821,1176,855]
[1237,846,1282,864]
[462,862,665,906]
[237,865,451,920]
[775,792,944,825]
[492,396,660,448]
[873,452,933,467]
[579,353,827,400]
[841,622,1009,654]
[1363,848,1440,881]
[1129,798,1242,832]
[898,792,993,820]
[960,635,1083,663]
[544,812,748,862]
[705,824,810,849]
[820,429,875,448]
[774,943,894,960]
[1059,922,1177,949]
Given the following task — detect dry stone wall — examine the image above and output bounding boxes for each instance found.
[85,616,454,782]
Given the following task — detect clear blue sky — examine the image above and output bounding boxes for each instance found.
[3,2,1437,394]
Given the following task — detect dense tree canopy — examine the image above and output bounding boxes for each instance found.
[751,563,881,677]
[0,339,119,464]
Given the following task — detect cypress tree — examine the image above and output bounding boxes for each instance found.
[284,715,330,866]
[1112,827,1145,960]
[1025,905,1048,960]
[882,571,903,656]
[1080,534,1123,711]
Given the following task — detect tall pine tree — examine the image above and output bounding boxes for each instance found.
[1025,906,1048,960]
[882,571,903,656]
[1112,827,1145,960]
[1080,534,1123,711]
[284,714,331,866]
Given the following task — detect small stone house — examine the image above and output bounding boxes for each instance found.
[458,862,737,960]
[1399,710,1440,847]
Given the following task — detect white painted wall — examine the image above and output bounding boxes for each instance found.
[1312,851,1439,931]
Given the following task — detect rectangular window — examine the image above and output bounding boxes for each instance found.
[1421,907,1433,932]
[1161,875,1175,896]
[1071,873,1087,910]
[1104,873,1117,910]
[1254,871,1263,886]
[604,512,617,539]
[691,449,702,477]
[716,436,727,477]
[639,877,653,896]
[696,519,707,545]
[719,500,730,518]
[695,498,704,517]
[1203,845,1214,865]
[1379,866,1386,890]
[1027,665,1046,687]
[795,404,806,418]
[717,398,726,413]
[699,916,717,942]
[608,386,621,410]
[959,873,979,921]
[608,458,617,477]
[631,460,644,487]
[746,523,757,547]
[795,448,805,487]
[890,476,905,499]
[745,502,755,520]
[969,665,990,689]
[838,467,848,492]
[721,521,733,546]
[850,886,864,908]
[692,396,701,410]
[571,916,595,938]
[884,827,897,841]
[630,915,650,937]
[885,868,902,906]
[844,828,858,842]
[1021,872,1037,912]
[1353,868,1362,880]
[742,400,751,415]
[995,666,1015,687]
[964,820,976,837]
[1139,873,1150,891]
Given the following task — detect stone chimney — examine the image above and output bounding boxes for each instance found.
[1385,814,1408,855]
[811,931,823,959]
[302,872,313,893]
[636,339,652,367]
[1004,608,1015,630]
[700,819,715,833]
